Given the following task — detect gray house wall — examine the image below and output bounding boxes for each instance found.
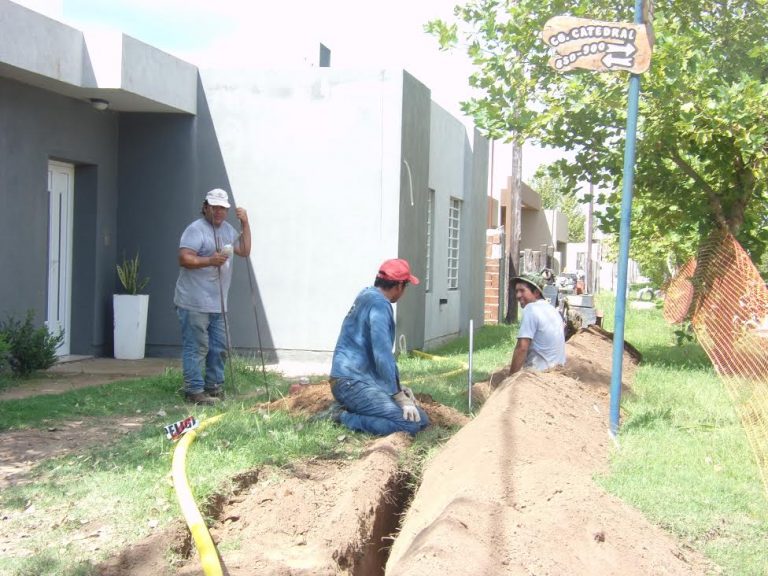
[0,72,265,359]
[0,76,119,356]
[397,72,431,351]
[424,104,488,349]
[463,129,489,334]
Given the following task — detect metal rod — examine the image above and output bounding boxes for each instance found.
[213,223,237,395]
[218,266,237,394]
[468,319,474,412]
[245,256,271,400]
[586,182,594,292]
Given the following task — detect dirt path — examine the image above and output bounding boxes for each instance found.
[0,417,146,489]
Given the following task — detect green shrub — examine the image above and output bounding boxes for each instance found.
[0,311,64,377]
[0,332,11,376]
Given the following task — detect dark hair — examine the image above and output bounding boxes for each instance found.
[515,279,543,298]
[201,201,229,216]
[374,277,408,290]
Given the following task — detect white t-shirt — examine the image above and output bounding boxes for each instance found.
[517,299,566,370]
[173,218,240,313]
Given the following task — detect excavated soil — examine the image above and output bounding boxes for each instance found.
[3,328,713,575]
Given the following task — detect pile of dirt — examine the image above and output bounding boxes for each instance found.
[385,364,710,574]
[258,380,470,429]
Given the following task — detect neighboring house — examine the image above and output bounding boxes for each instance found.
[0,0,488,362]
[497,177,569,272]
[566,240,647,294]
[484,176,567,323]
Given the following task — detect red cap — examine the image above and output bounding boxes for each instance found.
[377,259,420,285]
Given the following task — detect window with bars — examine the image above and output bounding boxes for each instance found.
[425,189,434,292]
[447,197,461,290]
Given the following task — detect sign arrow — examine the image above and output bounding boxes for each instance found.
[605,42,636,58]
[602,53,634,69]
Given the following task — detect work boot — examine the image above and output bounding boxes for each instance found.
[184,392,221,406]
[204,387,225,400]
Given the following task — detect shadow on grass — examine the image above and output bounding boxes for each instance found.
[0,369,288,431]
[9,549,93,576]
[622,406,673,432]
[640,341,712,370]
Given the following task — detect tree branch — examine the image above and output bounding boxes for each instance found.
[665,146,728,229]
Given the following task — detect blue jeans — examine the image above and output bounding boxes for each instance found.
[177,307,226,394]
[331,378,429,436]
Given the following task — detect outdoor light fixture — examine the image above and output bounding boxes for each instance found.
[89,98,110,111]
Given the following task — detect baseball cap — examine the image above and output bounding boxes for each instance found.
[205,188,230,208]
[377,259,420,285]
[513,272,545,293]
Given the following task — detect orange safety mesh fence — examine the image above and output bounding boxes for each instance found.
[663,229,768,494]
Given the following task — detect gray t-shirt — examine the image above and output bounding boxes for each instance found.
[173,218,240,313]
[517,299,566,370]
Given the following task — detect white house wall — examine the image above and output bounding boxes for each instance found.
[201,68,404,358]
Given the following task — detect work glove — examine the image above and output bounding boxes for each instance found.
[393,387,421,422]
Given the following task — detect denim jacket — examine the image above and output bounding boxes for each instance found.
[330,287,399,395]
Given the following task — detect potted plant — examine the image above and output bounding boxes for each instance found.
[113,252,150,360]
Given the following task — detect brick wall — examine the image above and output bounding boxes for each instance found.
[485,230,503,324]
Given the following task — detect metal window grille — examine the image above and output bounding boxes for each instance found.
[448,198,461,290]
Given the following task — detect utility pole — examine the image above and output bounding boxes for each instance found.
[505,140,523,323]
[586,182,594,292]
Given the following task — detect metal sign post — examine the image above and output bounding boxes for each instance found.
[608,0,647,437]
[543,0,652,436]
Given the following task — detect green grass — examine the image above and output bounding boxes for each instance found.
[0,374,371,575]
[399,323,516,413]
[596,294,768,575]
[2,309,768,575]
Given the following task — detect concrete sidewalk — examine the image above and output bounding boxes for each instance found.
[48,356,331,379]
[48,356,180,378]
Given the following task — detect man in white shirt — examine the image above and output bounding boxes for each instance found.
[509,273,566,374]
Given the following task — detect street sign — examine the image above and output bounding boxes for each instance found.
[542,16,653,74]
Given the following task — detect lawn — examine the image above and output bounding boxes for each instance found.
[596,294,768,576]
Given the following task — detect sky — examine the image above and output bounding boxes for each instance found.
[16,0,565,185]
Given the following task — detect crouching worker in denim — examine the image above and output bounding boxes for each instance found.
[323,259,429,436]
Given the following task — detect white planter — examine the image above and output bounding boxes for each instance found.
[113,294,149,360]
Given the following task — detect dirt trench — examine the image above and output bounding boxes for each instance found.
[96,384,470,576]
[99,327,711,575]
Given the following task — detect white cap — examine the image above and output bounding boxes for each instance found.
[205,188,230,208]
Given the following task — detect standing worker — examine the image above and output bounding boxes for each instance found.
[509,273,566,375]
[174,188,251,405]
[324,259,429,436]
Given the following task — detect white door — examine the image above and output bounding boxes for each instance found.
[47,161,74,356]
